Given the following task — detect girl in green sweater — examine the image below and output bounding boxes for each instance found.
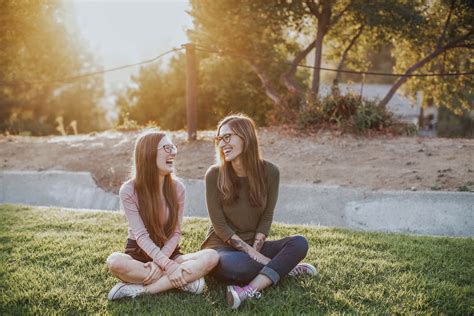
[201,114,316,309]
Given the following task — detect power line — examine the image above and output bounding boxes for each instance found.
[195,46,474,78]
[2,44,471,89]
[0,47,184,87]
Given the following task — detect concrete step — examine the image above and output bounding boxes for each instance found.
[1,170,472,237]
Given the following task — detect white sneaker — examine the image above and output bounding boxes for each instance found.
[288,263,317,277]
[180,277,206,294]
[107,282,145,300]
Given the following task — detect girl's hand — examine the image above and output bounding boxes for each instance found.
[167,264,192,288]
[252,233,266,252]
[143,261,163,285]
[248,248,271,265]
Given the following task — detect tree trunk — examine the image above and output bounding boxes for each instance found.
[378,48,446,108]
[311,3,331,99]
[311,28,324,98]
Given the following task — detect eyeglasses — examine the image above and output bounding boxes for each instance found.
[214,133,239,144]
[158,144,177,154]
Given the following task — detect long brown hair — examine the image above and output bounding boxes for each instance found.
[215,114,267,207]
[132,131,179,247]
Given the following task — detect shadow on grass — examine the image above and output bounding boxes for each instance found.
[0,205,472,314]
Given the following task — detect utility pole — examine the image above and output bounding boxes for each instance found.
[183,43,198,141]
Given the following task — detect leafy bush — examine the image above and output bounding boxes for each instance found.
[352,100,392,131]
[298,93,397,133]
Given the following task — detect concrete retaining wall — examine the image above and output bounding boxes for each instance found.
[1,171,473,236]
[0,171,119,211]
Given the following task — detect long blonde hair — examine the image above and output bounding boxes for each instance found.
[132,131,179,247]
[215,114,267,207]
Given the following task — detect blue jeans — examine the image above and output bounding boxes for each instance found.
[211,235,309,285]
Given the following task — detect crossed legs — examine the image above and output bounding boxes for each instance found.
[106,249,219,294]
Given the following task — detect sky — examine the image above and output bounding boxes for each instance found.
[70,0,193,117]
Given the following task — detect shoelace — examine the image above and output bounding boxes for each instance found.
[242,287,262,299]
[293,266,306,274]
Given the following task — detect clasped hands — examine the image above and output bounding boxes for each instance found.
[143,261,191,288]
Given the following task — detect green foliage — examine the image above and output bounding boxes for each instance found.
[325,0,423,85]
[1,205,473,314]
[115,57,186,130]
[187,0,472,128]
[353,100,393,131]
[391,0,473,113]
[298,93,394,133]
[116,53,276,130]
[0,0,106,135]
[188,0,309,109]
[198,55,276,127]
[457,180,473,192]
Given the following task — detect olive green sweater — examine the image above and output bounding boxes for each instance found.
[201,160,280,249]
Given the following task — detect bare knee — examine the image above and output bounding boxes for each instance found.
[201,249,219,272]
[106,252,131,275]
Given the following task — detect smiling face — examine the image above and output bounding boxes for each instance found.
[217,123,244,162]
[156,135,177,176]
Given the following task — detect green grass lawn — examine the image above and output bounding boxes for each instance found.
[0,204,472,315]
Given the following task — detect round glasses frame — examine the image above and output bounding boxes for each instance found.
[214,133,239,144]
[158,144,177,154]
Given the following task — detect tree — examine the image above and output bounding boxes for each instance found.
[325,0,422,85]
[116,51,275,130]
[189,0,304,109]
[116,56,186,130]
[188,0,420,110]
[379,0,474,110]
[0,0,106,135]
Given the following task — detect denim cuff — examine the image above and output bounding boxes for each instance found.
[259,266,280,285]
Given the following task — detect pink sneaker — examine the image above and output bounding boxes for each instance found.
[226,285,261,309]
[288,263,317,277]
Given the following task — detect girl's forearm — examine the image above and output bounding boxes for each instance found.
[227,234,270,264]
[227,234,251,252]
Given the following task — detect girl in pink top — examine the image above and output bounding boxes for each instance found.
[106,131,219,300]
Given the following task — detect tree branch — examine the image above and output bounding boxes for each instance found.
[436,0,456,49]
[379,31,473,108]
[335,24,365,82]
[306,0,321,19]
[247,60,284,107]
[280,39,317,93]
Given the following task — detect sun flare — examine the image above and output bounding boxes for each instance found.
[71,0,192,91]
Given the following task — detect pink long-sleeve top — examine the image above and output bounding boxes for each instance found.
[119,177,185,274]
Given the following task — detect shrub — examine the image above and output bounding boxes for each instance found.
[352,100,392,132]
[298,93,396,134]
